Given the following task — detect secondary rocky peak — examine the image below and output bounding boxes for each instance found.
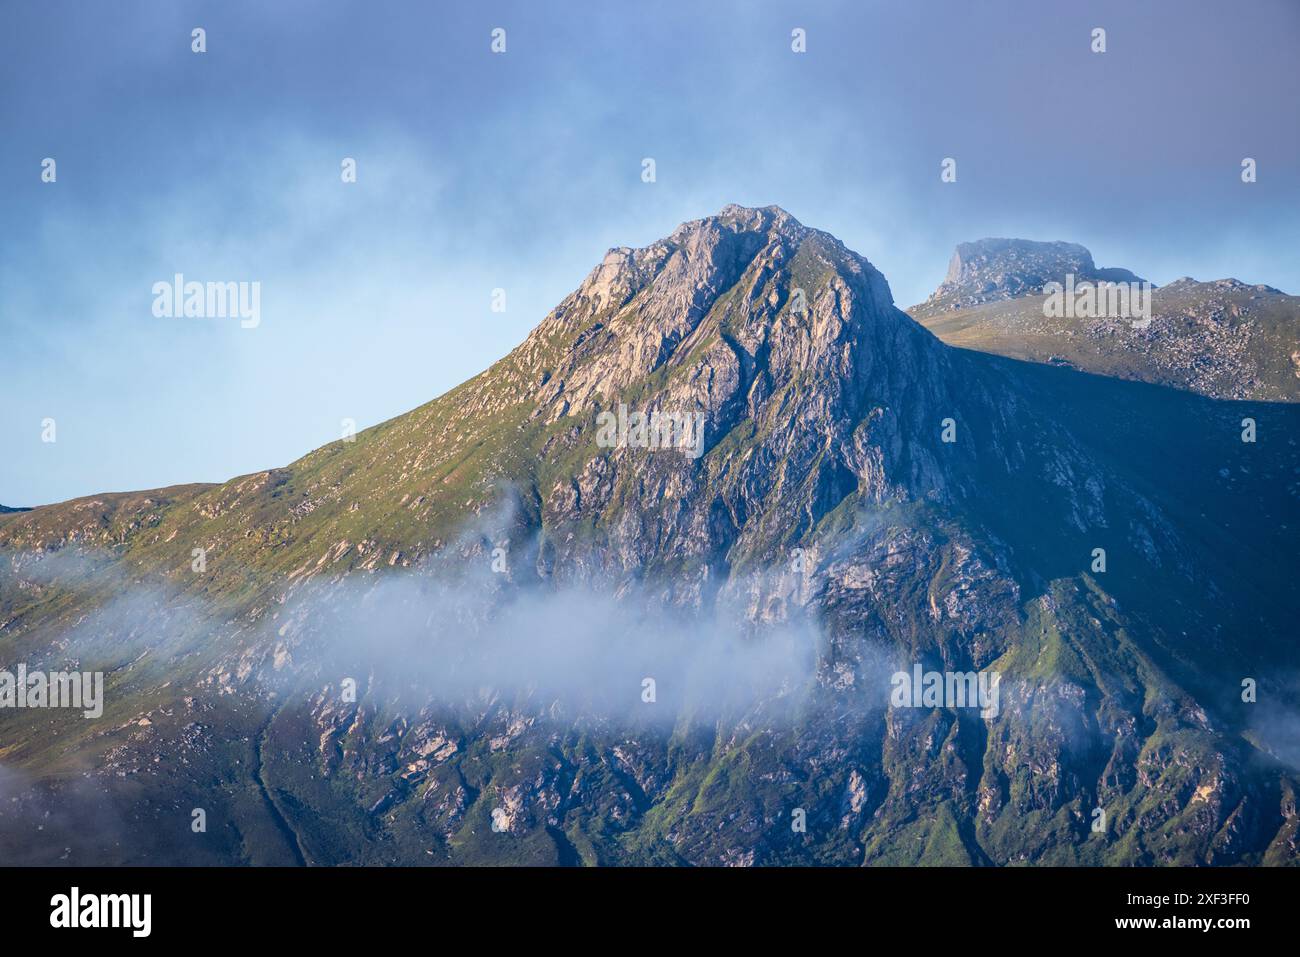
[1161,276,1284,296]
[922,237,1146,312]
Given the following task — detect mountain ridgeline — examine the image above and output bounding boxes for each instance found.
[921,237,1148,312]
[1,206,1297,866]
[913,237,1300,402]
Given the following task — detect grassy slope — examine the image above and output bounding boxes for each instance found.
[911,282,1300,402]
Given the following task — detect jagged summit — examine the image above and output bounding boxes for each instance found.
[919,237,1146,313]
[713,202,804,226]
[517,204,901,404]
[600,205,804,257]
[603,204,895,307]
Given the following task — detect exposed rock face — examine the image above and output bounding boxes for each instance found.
[512,204,968,582]
[0,206,1296,867]
[923,238,1146,313]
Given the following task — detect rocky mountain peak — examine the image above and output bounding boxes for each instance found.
[913,252,1299,401]
[921,237,1146,312]
[1162,276,1284,296]
[469,206,967,578]
[516,205,904,411]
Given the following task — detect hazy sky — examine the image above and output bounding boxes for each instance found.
[2,0,1297,506]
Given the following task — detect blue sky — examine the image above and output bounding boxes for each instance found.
[2,0,1298,506]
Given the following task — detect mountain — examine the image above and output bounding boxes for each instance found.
[912,241,1300,402]
[0,505,30,514]
[919,238,1147,313]
[1,205,1297,866]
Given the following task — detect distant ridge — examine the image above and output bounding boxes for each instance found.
[911,238,1299,402]
[920,237,1146,313]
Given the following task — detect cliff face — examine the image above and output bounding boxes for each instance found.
[1,206,1297,866]
[920,237,1147,313]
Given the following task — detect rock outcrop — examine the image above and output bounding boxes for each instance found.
[922,237,1146,313]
